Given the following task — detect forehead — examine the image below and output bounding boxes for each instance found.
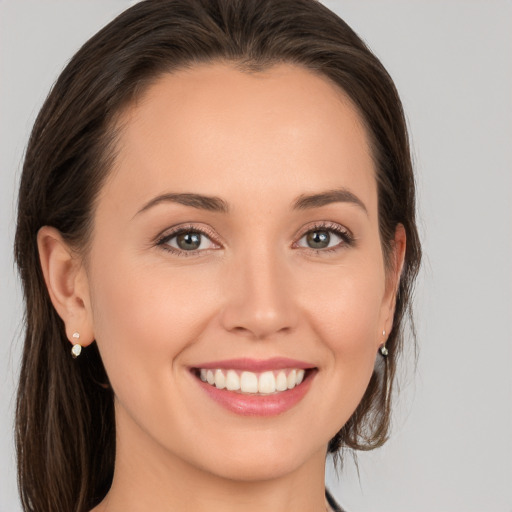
[104,62,377,216]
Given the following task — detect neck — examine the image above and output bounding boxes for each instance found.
[93,411,329,512]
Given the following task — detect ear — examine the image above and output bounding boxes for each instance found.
[37,226,95,347]
[380,223,407,337]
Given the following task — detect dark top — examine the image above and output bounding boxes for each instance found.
[325,488,345,512]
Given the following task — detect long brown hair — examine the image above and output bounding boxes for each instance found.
[14,1,421,510]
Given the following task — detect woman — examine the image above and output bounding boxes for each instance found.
[14,0,421,511]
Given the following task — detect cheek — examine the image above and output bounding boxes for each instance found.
[300,260,385,418]
[303,262,385,352]
[86,254,218,397]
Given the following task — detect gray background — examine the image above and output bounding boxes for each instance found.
[1,1,511,511]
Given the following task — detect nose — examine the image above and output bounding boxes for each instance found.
[219,247,299,340]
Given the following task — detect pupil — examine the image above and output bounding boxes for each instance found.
[177,232,201,250]
[307,230,330,249]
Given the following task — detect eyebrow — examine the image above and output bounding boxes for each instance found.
[135,187,367,216]
[136,193,230,216]
[292,188,368,214]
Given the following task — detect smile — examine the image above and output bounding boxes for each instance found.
[198,368,306,395]
[191,358,316,416]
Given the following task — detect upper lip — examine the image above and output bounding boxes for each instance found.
[192,357,316,372]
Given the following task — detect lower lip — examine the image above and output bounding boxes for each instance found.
[195,371,315,417]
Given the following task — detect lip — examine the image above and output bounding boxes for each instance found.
[192,357,315,372]
[191,358,317,417]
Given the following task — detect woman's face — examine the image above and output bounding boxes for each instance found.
[82,62,400,481]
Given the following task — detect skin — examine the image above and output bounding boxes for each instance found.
[38,62,405,512]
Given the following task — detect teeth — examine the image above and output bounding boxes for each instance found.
[214,369,226,389]
[275,371,288,391]
[258,371,276,394]
[287,369,296,389]
[240,372,258,393]
[226,370,240,391]
[198,368,307,394]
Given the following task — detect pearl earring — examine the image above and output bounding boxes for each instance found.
[379,330,389,357]
[71,332,82,358]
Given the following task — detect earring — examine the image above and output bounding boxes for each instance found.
[71,332,82,358]
[379,330,389,357]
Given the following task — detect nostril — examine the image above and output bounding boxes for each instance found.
[226,324,294,341]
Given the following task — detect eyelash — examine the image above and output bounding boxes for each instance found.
[155,221,355,257]
[156,224,219,257]
[294,221,355,254]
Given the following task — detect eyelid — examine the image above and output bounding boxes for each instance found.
[154,220,354,257]
[292,221,355,251]
[155,223,222,256]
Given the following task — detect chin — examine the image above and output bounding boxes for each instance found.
[185,432,327,483]
[202,454,312,483]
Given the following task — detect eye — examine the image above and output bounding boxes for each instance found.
[295,223,353,252]
[157,226,219,255]
[299,229,340,250]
